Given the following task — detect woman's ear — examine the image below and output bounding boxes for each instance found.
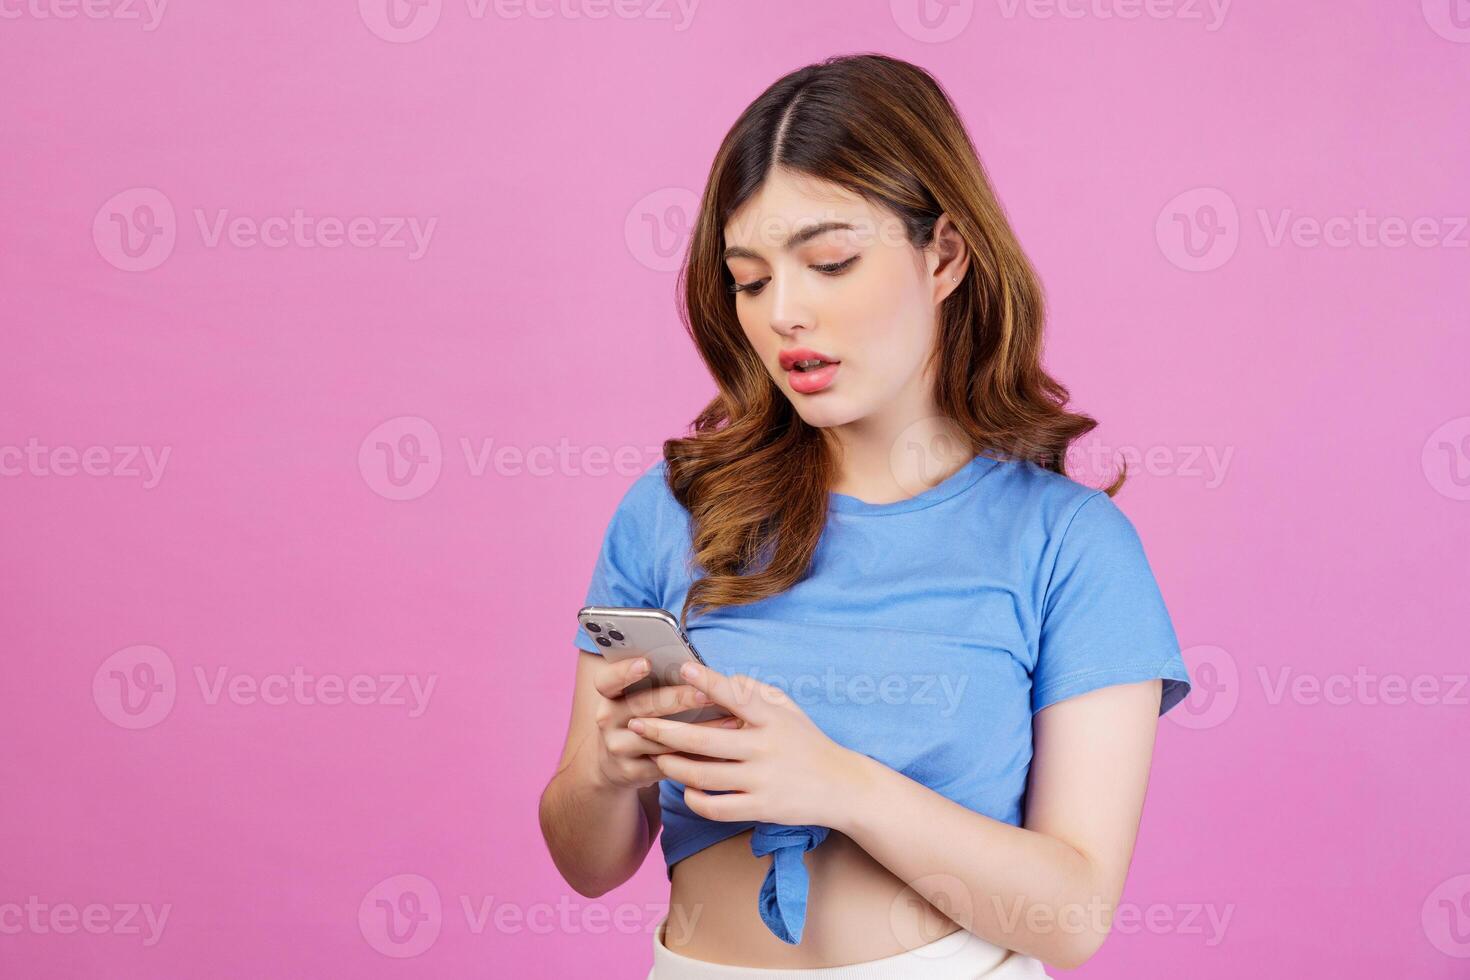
[929,213,970,302]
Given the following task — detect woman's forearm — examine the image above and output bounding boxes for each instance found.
[833,750,1108,970]
[539,741,661,897]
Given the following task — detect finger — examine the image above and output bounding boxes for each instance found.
[594,656,651,700]
[682,786,757,823]
[605,726,684,759]
[679,716,744,760]
[694,716,745,729]
[615,759,665,788]
[620,683,714,720]
[628,715,752,760]
[653,752,750,792]
[672,661,773,723]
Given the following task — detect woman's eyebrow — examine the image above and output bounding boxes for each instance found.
[723,221,857,262]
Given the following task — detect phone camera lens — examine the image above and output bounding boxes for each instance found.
[585,622,602,633]
[596,635,612,647]
[608,630,624,642]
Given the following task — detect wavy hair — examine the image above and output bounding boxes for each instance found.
[662,53,1121,630]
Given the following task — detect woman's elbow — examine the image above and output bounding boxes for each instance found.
[1047,923,1110,971]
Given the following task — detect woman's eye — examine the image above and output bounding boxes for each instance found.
[728,257,858,296]
[813,256,859,275]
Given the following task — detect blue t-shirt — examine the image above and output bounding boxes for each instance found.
[572,453,1191,943]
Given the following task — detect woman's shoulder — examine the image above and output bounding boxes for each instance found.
[604,456,689,544]
[610,456,673,516]
[983,454,1111,528]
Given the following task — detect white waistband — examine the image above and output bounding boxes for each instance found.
[647,915,1046,979]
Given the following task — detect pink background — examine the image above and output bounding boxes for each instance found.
[3,2,1468,977]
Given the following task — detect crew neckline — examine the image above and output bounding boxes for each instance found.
[827,453,999,516]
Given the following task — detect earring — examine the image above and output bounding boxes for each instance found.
[951,276,958,282]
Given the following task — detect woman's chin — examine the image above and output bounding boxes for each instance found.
[790,401,862,430]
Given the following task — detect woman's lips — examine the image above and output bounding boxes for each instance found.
[787,361,840,394]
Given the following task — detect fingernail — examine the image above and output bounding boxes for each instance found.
[694,691,712,704]
[632,659,648,675]
[629,718,646,733]
[680,662,697,680]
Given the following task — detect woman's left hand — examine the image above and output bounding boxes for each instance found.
[628,660,869,830]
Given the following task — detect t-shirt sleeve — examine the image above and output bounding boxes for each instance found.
[1032,491,1192,716]
[572,468,667,655]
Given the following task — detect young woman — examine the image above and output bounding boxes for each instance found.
[541,54,1192,979]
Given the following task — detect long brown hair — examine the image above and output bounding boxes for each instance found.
[663,53,1121,630]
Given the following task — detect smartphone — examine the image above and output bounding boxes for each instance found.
[577,606,731,723]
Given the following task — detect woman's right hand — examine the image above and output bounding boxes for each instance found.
[592,656,740,790]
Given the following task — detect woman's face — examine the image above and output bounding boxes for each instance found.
[722,167,964,439]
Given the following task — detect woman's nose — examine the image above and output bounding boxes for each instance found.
[766,275,812,336]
